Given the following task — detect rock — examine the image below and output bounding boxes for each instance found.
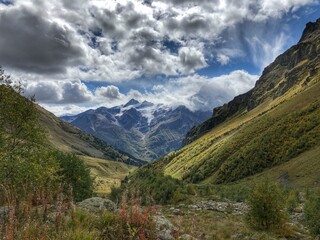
[179,234,197,240]
[188,200,248,215]
[153,214,173,231]
[77,197,116,213]
[172,208,183,215]
[0,206,9,221]
[158,229,174,240]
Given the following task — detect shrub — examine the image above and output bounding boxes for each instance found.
[53,152,94,202]
[99,194,157,240]
[304,190,320,236]
[286,190,299,213]
[111,168,185,205]
[246,181,287,231]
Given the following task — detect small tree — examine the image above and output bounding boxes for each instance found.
[304,191,320,236]
[0,67,58,200]
[53,152,94,202]
[246,180,287,231]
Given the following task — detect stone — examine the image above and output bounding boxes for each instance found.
[158,229,174,240]
[179,234,197,240]
[77,197,116,213]
[0,206,9,221]
[172,208,183,215]
[153,214,173,231]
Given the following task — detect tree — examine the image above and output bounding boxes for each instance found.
[0,67,57,194]
[246,180,287,231]
[53,152,94,202]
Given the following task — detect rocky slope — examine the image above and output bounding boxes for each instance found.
[152,18,320,185]
[62,101,211,162]
[183,18,320,146]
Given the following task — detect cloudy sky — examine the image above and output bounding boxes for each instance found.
[0,0,319,116]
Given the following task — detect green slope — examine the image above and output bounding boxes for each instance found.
[37,105,145,166]
[152,19,320,187]
[81,156,136,194]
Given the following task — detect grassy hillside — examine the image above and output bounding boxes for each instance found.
[152,20,320,186]
[37,105,145,166]
[81,156,136,194]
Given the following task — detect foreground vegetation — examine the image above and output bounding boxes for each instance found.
[1,64,319,239]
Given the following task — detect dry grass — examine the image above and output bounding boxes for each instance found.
[81,156,136,194]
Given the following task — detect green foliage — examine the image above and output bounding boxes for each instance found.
[53,152,94,202]
[0,68,58,202]
[0,67,93,204]
[304,190,320,236]
[111,168,186,205]
[183,101,320,184]
[286,190,299,213]
[98,197,157,240]
[246,181,287,231]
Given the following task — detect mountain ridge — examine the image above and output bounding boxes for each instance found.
[151,18,320,185]
[37,104,146,166]
[183,18,320,146]
[62,100,211,161]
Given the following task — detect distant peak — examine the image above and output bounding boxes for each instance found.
[137,100,154,108]
[300,18,320,42]
[124,99,139,108]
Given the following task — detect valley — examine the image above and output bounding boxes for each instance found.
[0,0,320,238]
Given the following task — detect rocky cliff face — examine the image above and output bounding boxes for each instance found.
[183,18,320,146]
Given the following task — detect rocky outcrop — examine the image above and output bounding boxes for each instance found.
[169,200,248,216]
[183,18,320,146]
[77,197,116,213]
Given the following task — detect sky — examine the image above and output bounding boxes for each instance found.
[0,0,319,116]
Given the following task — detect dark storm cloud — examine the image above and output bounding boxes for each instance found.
[0,6,85,74]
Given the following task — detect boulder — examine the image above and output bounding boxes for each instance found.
[153,214,173,231]
[78,197,116,213]
[158,229,174,240]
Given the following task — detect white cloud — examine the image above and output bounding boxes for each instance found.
[178,47,207,73]
[216,54,230,65]
[95,85,122,99]
[23,80,92,104]
[31,70,258,116]
[0,0,317,116]
[0,0,315,83]
[247,32,288,69]
[145,70,258,111]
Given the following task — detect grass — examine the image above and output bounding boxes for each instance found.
[240,145,320,189]
[162,206,308,240]
[81,156,136,194]
[159,78,320,187]
[37,105,143,166]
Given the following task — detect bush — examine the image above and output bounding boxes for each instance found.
[99,194,157,240]
[111,168,185,205]
[53,152,94,202]
[246,181,287,231]
[304,190,320,236]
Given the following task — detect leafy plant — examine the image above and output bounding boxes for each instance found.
[304,190,320,236]
[246,181,287,231]
[53,152,94,202]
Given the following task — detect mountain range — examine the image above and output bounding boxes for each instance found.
[61,100,211,162]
